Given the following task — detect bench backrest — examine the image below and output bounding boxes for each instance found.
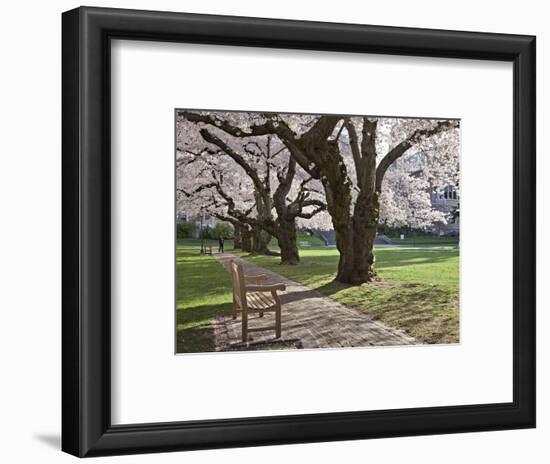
[230,261,246,309]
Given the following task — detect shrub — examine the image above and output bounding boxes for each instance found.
[176,223,196,239]
[211,223,234,239]
[199,225,213,239]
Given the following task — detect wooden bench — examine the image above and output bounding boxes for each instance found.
[230,260,286,342]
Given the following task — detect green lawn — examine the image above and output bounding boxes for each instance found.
[387,235,459,244]
[176,246,233,353]
[177,233,323,253]
[239,247,459,344]
[267,232,325,250]
[176,244,460,352]
[292,232,326,247]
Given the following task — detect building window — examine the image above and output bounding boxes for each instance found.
[441,186,458,200]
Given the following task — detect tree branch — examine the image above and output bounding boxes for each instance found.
[345,118,364,181]
[178,111,274,137]
[296,204,326,219]
[199,128,265,193]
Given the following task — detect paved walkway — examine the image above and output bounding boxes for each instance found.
[212,253,418,351]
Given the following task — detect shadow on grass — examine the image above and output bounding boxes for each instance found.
[375,251,458,269]
[313,279,349,297]
[179,277,233,301]
[176,247,234,353]
[176,301,232,353]
[318,281,459,344]
[261,275,458,344]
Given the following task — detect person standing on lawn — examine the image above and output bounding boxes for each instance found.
[218,235,224,253]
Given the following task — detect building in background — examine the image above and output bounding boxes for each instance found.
[429,185,459,236]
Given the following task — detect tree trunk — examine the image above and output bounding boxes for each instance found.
[316,154,377,283]
[241,227,252,252]
[251,227,272,255]
[332,223,377,284]
[324,121,379,285]
[333,221,355,284]
[332,188,379,284]
[233,225,242,249]
[351,190,378,282]
[315,142,360,283]
[276,219,300,265]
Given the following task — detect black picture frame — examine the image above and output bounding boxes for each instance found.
[62,6,536,457]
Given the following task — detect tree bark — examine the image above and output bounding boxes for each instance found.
[233,225,243,250]
[276,217,300,265]
[309,140,363,283]
[251,226,272,255]
[334,119,380,284]
[331,200,379,284]
[339,193,379,284]
[241,227,252,252]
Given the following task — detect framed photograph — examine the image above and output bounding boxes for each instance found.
[62,6,536,457]
[175,109,460,353]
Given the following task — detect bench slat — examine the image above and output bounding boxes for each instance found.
[247,292,276,310]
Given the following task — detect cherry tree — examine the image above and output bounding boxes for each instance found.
[176,147,257,250]
[378,158,447,229]
[177,111,459,283]
[177,114,326,264]
[376,120,460,230]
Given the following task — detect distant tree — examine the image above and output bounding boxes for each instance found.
[199,225,213,240]
[211,223,234,240]
[176,223,196,240]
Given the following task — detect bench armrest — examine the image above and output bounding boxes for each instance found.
[244,274,268,283]
[245,283,286,293]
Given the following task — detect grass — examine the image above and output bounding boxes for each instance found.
[176,246,233,353]
[176,243,460,351]
[239,247,459,344]
[177,233,323,253]
[267,232,325,250]
[289,232,326,248]
[387,235,459,244]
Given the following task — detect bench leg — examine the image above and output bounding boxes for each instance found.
[232,296,237,320]
[259,311,264,317]
[275,306,281,338]
[242,309,248,342]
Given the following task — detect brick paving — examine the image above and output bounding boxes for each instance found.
[212,253,419,351]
